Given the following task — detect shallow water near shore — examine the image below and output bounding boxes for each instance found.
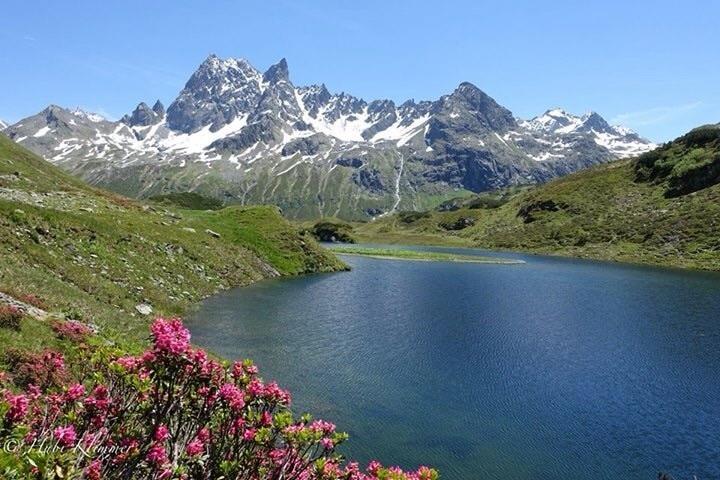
[187,244,720,479]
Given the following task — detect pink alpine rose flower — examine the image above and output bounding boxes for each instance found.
[154,424,170,442]
[219,383,245,410]
[185,438,204,456]
[4,393,29,422]
[150,317,191,355]
[65,383,85,401]
[54,425,77,447]
[84,459,102,480]
[146,442,168,465]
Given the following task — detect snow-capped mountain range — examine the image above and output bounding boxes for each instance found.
[4,54,655,219]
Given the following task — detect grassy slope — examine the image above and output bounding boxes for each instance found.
[0,134,345,350]
[356,128,720,270]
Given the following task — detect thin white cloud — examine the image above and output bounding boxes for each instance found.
[611,101,703,126]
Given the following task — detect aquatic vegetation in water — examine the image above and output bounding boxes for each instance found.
[331,246,523,264]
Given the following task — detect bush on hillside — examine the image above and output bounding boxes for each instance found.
[397,211,431,224]
[0,289,48,310]
[0,305,23,331]
[2,347,68,389]
[51,319,94,343]
[0,317,437,480]
[438,217,475,231]
[307,221,356,243]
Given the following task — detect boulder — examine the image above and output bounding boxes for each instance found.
[135,303,153,315]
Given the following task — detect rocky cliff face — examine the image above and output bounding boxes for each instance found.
[5,55,656,219]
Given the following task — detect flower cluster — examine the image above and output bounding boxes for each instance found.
[150,316,190,355]
[0,317,437,480]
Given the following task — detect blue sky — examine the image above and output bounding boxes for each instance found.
[2,0,718,142]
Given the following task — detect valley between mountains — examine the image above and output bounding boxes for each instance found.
[352,123,720,271]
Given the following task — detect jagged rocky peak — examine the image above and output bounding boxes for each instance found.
[525,108,580,132]
[579,111,612,133]
[528,109,619,136]
[152,100,165,116]
[263,58,289,83]
[544,108,575,121]
[166,54,265,133]
[298,84,333,116]
[433,81,517,132]
[39,105,76,128]
[123,102,162,127]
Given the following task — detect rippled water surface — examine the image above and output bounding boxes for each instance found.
[187,246,720,479]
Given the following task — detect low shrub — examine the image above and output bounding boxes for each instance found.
[0,305,23,330]
[308,221,356,243]
[397,211,431,224]
[18,293,47,310]
[3,348,68,389]
[0,317,437,480]
[51,319,94,343]
[0,289,48,310]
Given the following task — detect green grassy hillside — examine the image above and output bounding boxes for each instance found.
[356,125,720,270]
[0,134,345,349]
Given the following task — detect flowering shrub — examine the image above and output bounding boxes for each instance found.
[17,293,47,310]
[0,289,47,310]
[51,319,93,343]
[2,348,67,389]
[0,305,23,330]
[0,317,437,480]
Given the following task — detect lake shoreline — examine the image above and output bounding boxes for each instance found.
[187,246,720,479]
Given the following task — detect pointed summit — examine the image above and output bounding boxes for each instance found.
[123,102,161,127]
[152,100,165,116]
[203,53,219,64]
[167,54,265,133]
[263,58,289,83]
[581,111,612,132]
[438,82,516,132]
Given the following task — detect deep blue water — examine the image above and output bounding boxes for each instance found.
[187,246,720,479]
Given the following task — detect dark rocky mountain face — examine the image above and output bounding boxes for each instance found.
[5,55,656,220]
[122,101,165,127]
[166,55,267,133]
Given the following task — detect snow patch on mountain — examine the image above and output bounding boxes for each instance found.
[3,54,658,219]
[372,114,430,146]
[520,109,656,159]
